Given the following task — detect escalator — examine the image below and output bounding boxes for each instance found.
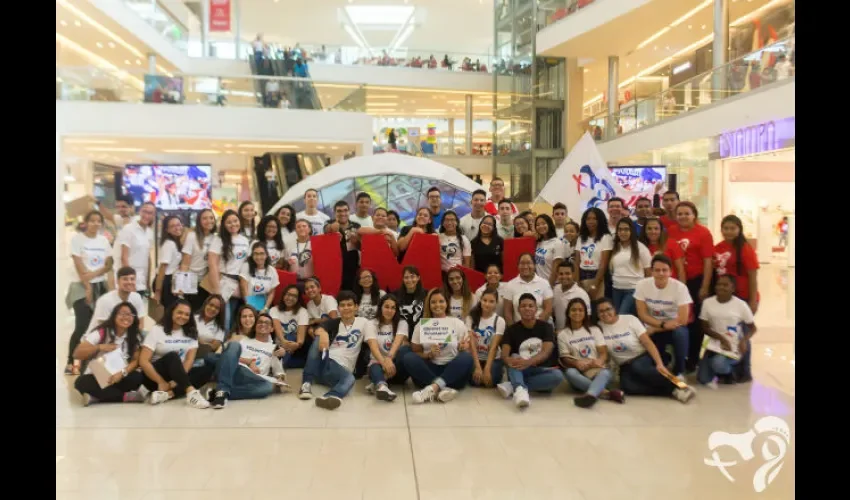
[252,152,329,215]
[247,54,323,110]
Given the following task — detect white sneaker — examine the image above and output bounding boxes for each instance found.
[411,385,437,404]
[707,379,719,390]
[315,395,343,410]
[186,389,211,409]
[513,386,530,408]
[365,382,376,394]
[148,390,170,405]
[496,381,514,399]
[298,382,313,400]
[437,388,459,403]
[375,384,397,402]
[673,386,697,404]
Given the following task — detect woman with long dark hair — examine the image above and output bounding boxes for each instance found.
[364,294,411,401]
[239,242,280,313]
[271,284,311,368]
[444,268,476,319]
[470,214,504,274]
[466,289,506,388]
[638,217,686,282]
[535,214,568,286]
[208,210,250,331]
[714,215,759,314]
[609,218,651,315]
[438,210,471,272]
[195,294,226,357]
[512,215,536,239]
[574,207,612,300]
[238,201,257,240]
[353,268,385,320]
[397,207,435,259]
[257,215,286,268]
[396,266,426,330]
[276,204,297,238]
[473,263,505,317]
[228,304,258,341]
[139,299,211,408]
[562,221,580,269]
[154,215,184,310]
[73,302,144,406]
[180,208,216,311]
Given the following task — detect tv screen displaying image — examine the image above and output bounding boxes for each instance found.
[608,166,666,216]
[123,164,212,210]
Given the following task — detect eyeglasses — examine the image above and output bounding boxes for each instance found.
[117,312,136,319]
[257,320,273,326]
[597,307,614,314]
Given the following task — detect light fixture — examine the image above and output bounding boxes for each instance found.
[688,24,692,29]
[701,24,706,29]
[331,146,339,150]
[64,174,76,182]
[74,20,81,27]
[124,59,130,65]
[163,149,221,154]
[135,59,141,65]
[316,146,326,150]
[65,139,117,144]
[60,20,68,26]
[108,42,115,48]
[235,144,298,149]
[85,147,146,152]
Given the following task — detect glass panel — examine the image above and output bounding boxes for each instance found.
[319,179,355,215]
[540,1,601,30]
[450,190,473,220]
[385,175,423,224]
[354,175,390,208]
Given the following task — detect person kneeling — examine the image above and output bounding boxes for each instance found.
[497,293,566,409]
[298,291,367,410]
[209,312,287,409]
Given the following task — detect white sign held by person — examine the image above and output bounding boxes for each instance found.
[418,319,459,345]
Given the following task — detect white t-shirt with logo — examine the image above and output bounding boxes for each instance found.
[473,283,506,318]
[535,237,568,282]
[116,221,154,290]
[699,296,755,345]
[81,329,134,375]
[195,314,226,344]
[263,240,283,268]
[599,314,647,365]
[238,262,280,296]
[283,238,314,279]
[159,240,182,276]
[633,278,693,322]
[142,325,198,363]
[328,317,369,372]
[439,233,472,271]
[364,319,409,363]
[306,295,338,321]
[182,231,214,276]
[238,337,277,375]
[357,290,386,321]
[71,233,113,284]
[270,307,310,341]
[459,213,485,241]
[557,326,605,360]
[208,234,251,275]
[449,295,476,320]
[610,243,652,290]
[349,213,373,228]
[87,291,145,332]
[552,284,592,331]
[465,314,505,361]
[296,210,330,236]
[411,316,469,365]
[577,234,614,271]
[502,275,554,320]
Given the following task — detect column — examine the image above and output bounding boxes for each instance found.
[465,94,473,155]
[234,0,242,59]
[147,53,157,74]
[201,0,210,57]
[448,118,455,155]
[606,56,619,140]
[564,58,584,150]
[711,0,729,101]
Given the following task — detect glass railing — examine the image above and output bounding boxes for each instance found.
[55,66,366,112]
[539,0,600,30]
[587,36,795,142]
[123,0,190,51]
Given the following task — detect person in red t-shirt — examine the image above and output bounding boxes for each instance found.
[484,177,518,216]
[714,215,759,314]
[667,201,714,373]
[660,191,680,233]
[639,217,686,282]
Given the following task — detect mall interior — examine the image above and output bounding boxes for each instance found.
[56,1,794,498]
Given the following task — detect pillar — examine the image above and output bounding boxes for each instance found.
[201,0,210,57]
[234,0,242,59]
[448,118,455,155]
[606,56,619,140]
[465,94,473,155]
[711,0,729,101]
[147,53,157,74]
[564,57,585,150]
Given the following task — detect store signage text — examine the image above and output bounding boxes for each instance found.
[719,117,795,158]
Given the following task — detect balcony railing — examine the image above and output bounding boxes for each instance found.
[539,0,600,30]
[587,36,795,142]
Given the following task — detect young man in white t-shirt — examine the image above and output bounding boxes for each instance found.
[349,192,373,227]
[209,313,287,409]
[496,199,515,240]
[298,291,367,410]
[88,267,146,332]
[459,189,488,240]
[116,202,156,297]
[295,188,330,236]
[552,202,572,239]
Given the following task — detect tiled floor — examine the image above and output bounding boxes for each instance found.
[56,265,795,499]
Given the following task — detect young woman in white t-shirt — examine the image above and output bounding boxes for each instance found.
[138,300,211,408]
[239,242,280,314]
[558,298,623,408]
[609,218,652,316]
[208,210,251,332]
[276,204,297,239]
[304,278,339,329]
[195,294,226,357]
[473,263,505,317]
[466,289,506,388]
[353,268,385,320]
[272,284,312,368]
[402,289,475,404]
[596,298,696,403]
[228,304,257,342]
[438,211,472,272]
[66,211,114,375]
[535,214,568,286]
[574,207,613,300]
[73,301,144,406]
[180,208,217,312]
[256,215,285,268]
[365,294,411,402]
[154,215,184,310]
[238,201,256,240]
[697,275,758,388]
[283,219,314,281]
[445,268,476,320]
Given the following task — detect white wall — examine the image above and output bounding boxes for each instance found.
[310,64,501,93]
[597,79,795,162]
[433,155,492,176]
[536,0,652,55]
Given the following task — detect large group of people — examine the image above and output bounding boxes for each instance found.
[66,178,760,411]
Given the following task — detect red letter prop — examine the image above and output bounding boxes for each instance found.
[502,237,536,281]
[401,233,442,290]
[456,266,486,292]
[360,234,403,292]
[273,269,299,305]
[310,233,343,297]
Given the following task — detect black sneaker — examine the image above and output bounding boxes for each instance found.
[573,394,598,409]
[315,395,342,410]
[212,390,228,409]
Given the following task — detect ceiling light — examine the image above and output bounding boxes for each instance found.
[135,59,141,65]
[60,20,68,26]
[124,59,131,65]
[367,95,399,99]
[163,149,222,154]
[688,24,692,29]
[64,174,76,182]
[108,42,115,48]
[701,24,706,30]
[95,42,104,49]
[317,146,326,150]
[331,146,339,150]
[74,20,81,27]
[65,139,117,144]
[235,144,298,149]
[85,147,146,152]
[653,46,657,51]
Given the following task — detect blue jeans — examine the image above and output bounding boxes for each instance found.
[215,342,274,400]
[368,346,411,386]
[507,365,565,392]
[564,367,612,398]
[612,288,636,316]
[281,332,313,369]
[618,353,676,396]
[402,350,474,390]
[302,341,355,398]
[224,297,243,333]
[469,358,505,386]
[697,352,739,384]
[650,326,689,374]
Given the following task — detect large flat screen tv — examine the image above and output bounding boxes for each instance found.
[123,164,212,210]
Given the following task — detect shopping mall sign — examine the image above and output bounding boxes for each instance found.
[719,117,795,158]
